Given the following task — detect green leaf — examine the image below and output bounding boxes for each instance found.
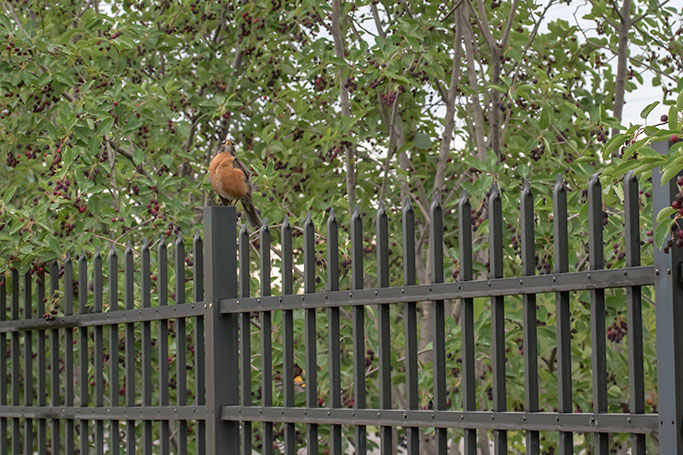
[98,117,115,135]
[657,206,677,223]
[602,134,628,160]
[640,100,660,119]
[660,159,683,186]
[655,216,674,248]
[670,104,678,130]
[414,132,431,150]
[133,147,144,165]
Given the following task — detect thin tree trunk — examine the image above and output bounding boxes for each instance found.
[612,0,632,135]
[462,10,487,161]
[331,0,357,211]
[433,8,464,196]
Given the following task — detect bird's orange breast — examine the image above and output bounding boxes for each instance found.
[209,153,248,200]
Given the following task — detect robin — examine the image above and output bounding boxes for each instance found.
[209,140,262,228]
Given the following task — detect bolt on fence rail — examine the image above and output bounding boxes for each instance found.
[0,140,682,454]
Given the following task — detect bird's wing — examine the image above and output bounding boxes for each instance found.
[232,156,251,185]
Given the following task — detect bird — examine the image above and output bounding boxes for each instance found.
[209,140,262,228]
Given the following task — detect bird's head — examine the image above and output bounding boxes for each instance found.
[221,139,236,157]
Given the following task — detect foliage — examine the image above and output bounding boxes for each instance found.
[0,0,682,453]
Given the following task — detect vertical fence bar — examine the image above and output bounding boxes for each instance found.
[459,192,477,455]
[489,186,507,455]
[327,209,342,455]
[624,171,645,455]
[239,224,253,455]
[304,212,319,453]
[50,262,60,455]
[203,206,239,453]
[11,269,19,455]
[158,238,171,455]
[402,200,419,455]
[351,206,367,455]
[194,230,206,455]
[23,271,34,455]
[64,259,75,455]
[124,243,136,455]
[175,233,188,455]
[79,253,89,455]
[376,204,392,455]
[260,220,273,455]
[141,241,153,455]
[652,139,683,453]
[37,268,46,454]
[0,274,6,454]
[282,217,296,455]
[94,250,104,455]
[553,176,573,455]
[588,174,609,454]
[108,247,120,455]
[430,195,447,455]
[520,181,540,455]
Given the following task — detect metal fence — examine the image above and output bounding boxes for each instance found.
[0,140,682,454]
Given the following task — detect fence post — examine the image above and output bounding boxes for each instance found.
[652,139,683,454]
[203,206,239,454]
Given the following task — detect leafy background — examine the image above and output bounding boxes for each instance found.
[0,0,682,453]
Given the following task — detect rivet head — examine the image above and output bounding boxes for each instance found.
[491,415,494,420]
[377,412,380,417]
[667,268,672,275]
[656,269,660,276]
[375,290,378,295]
[552,276,556,281]
[401,288,405,294]
[627,417,632,423]
[587,273,591,279]
[522,415,526,421]
[460,415,464,420]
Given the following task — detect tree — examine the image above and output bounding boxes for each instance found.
[0,0,681,453]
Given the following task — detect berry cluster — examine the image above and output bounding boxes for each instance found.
[314,75,327,92]
[530,142,545,161]
[379,90,397,106]
[607,317,627,343]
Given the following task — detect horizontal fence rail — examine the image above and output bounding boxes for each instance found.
[219,266,656,312]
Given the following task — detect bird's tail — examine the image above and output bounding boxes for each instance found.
[240,194,262,228]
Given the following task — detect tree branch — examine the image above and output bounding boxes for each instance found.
[433,7,464,196]
[370,2,387,39]
[331,0,357,211]
[462,9,487,160]
[612,0,632,135]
